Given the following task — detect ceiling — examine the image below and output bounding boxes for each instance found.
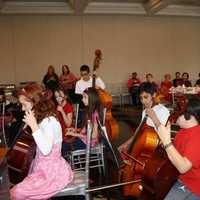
[0,0,200,17]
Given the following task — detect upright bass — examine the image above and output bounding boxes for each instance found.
[92,49,119,141]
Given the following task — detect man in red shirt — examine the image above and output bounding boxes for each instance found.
[152,97,200,199]
[127,72,141,106]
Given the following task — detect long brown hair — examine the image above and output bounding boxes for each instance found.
[83,87,103,124]
[18,83,56,123]
[62,65,70,75]
[47,65,56,77]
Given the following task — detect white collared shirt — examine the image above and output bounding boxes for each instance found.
[75,76,105,94]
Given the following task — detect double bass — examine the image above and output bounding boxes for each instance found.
[92,49,119,141]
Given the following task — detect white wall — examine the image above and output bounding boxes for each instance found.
[0,15,200,86]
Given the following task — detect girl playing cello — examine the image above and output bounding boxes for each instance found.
[10,83,73,200]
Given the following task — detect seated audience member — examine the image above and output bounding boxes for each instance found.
[66,87,103,150]
[10,83,73,200]
[160,73,173,102]
[152,97,200,200]
[42,65,59,91]
[195,73,200,87]
[145,73,158,91]
[173,72,183,87]
[127,72,141,106]
[54,88,73,154]
[59,65,77,102]
[182,72,192,87]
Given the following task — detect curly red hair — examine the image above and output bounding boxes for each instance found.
[18,83,56,123]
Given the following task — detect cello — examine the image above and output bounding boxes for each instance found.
[138,94,188,199]
[0,98,36,185]
[92,49,119,141]
[120,115,159,197]
[121,93,187,199]
[140,145,179,200]
[0,121,36,185]
[119,89,165,198]
[7,125,36,184]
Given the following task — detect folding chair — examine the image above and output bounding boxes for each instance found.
[66,104,105,176]
[67,143,105,175]
[120,83,132,106]
[53,120,93,200]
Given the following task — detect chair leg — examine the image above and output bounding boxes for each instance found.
[85,193,90,200]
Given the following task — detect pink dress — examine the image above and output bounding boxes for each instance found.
[10,117,74,200]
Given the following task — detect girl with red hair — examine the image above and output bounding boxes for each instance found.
[10,83,73,200]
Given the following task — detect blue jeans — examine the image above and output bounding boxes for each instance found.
[164,180,200,200]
